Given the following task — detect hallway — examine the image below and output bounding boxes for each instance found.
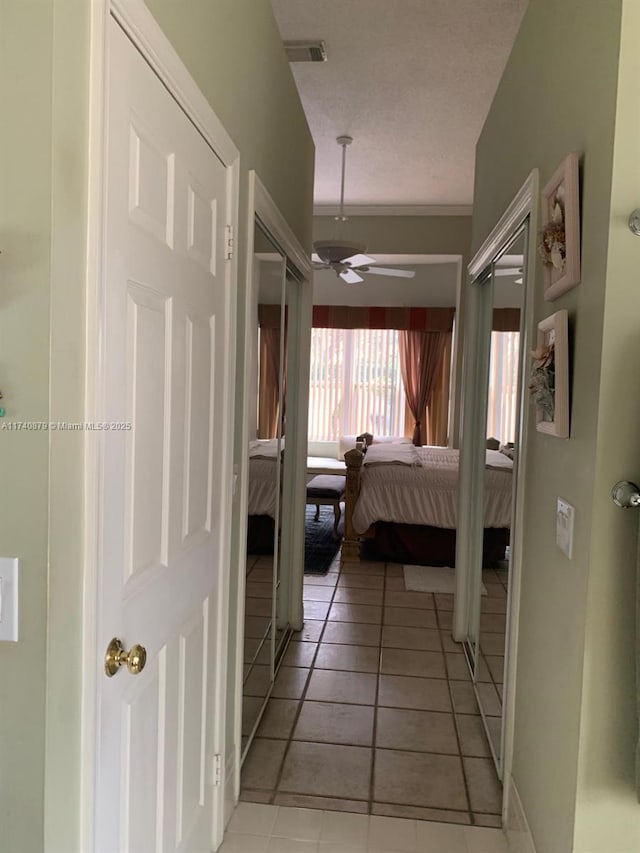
[240,553,506,826]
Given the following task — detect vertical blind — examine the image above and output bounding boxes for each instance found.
[486,331,520,444]
[308,327,406,441]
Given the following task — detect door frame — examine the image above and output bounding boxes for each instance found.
[453,170,539,819]
[80,2,239,849]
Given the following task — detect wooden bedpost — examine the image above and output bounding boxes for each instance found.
[342,446,364,562]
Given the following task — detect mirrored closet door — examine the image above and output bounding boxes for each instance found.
[242,217,306,761]
[464,222,528,777]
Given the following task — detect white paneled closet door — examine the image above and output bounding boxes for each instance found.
[95,18,233,853]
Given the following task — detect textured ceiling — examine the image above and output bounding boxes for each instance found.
[270,0,528,207]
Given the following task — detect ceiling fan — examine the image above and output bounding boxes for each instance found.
[312,136,416,284]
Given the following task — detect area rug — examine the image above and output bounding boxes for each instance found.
[403,564,487,595]
[305,504,343,574]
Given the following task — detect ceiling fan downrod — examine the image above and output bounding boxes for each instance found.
[335,135,353,223]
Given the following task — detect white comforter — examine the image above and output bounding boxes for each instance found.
[352,446,512,534]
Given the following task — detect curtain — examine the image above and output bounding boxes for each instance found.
[398,330,448,446]
[312,305,454,332]
[258,327,280,438]
[426,332,452,446]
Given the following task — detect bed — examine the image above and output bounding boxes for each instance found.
[247,440,348,553]
[342,434,513,566]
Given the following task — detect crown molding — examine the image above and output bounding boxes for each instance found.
[313,204,473,218]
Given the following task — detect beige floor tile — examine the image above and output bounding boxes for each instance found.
[279,741,372,800]
[484,583,507,600]
[295,621,325,643]
[382,625,441,651]
[437,609,453,630]
[337,574,384,590]
[243,695,266,737]
[384,591,435,609]
[462,757,503,813]
[485,655,505,684]
[478,596,507,613]
[367,814,418,851]
[445,653,471,681]
[321,621,382,647]
[415,819,469,850]
[219,833,269,853]
[283,642,318,668]
[304,573,339,588]
[333,587,384,606]
[449,681,480,715]
[228,802,278,835]
[472,813,502,828]
[371,802,471,825]
[383,607,437,628]
[315,643,380,673]
[305,600,332,621]
[273,794,368,814]
[271,806,323,841]
[266,838,317,853]
[455,714,491,758]
[328,603,382,625]
[245,664,272,697]
[341,562,385,576]
[241,738,287,790]
[293,700,374,746]
[440,632,464,654]
[256,699,300,740]
[378,675,451,712]
[376,707,458,754]
[480,612,507,633]
[476,655,493,683]
[385,563,404,577]
[245,615,273,640]
[374,749,468,810]
[303,586,335,602]
[434,593,455,611]
[319,810,369,845]
[306,669,378,705]
[384,576,407,591]
[476,682,502,716]
[272,667,310,699]
[246,582,275,600]
[380,648,446,679]
[244,598,272,617]
[239,789,273,804]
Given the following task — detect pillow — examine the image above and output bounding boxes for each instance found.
[499,443,515,460]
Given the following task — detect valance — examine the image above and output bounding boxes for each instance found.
[312,305,455,332]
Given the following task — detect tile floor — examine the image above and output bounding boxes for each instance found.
[221,802,510,852]
[240,553,506,828]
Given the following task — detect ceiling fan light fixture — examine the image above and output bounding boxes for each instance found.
[312,239,367,265]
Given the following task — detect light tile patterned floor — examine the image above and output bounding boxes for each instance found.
[222,803,510,852]
[241,551,507,827]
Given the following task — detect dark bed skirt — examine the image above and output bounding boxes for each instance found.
[361,522,509,567]
[246,514,275,555]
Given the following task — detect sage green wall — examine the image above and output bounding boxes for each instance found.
[473,1,639,851]
[0,2,54,851]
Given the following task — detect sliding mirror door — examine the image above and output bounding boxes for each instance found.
[464,222,528,776]
[242,220,285,758]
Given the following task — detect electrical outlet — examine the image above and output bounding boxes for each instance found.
[556,498,574,559]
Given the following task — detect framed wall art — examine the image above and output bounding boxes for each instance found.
[540,152,581,301]
[530,309,569,438]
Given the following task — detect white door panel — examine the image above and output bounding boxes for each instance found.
[96,18,232,853]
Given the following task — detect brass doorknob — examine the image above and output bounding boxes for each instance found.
[104,637,147,677]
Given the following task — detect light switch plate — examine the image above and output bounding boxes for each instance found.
[0,557,19,641]
[556,498,574,559]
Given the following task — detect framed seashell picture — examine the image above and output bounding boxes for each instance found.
[540,152,581,301]
[530,309,569,438]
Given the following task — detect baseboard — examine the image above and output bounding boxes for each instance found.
[505,776,537,853]
[223,747,237,829]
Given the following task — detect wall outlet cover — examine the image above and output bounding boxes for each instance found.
[556,498,575,559]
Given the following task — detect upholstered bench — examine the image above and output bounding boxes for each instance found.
[306,474,346,539]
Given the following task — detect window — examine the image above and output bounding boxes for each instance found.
[308,327,406,441]
[486,331,520,444]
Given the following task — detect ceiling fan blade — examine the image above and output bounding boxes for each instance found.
[341,253,376,268]
[311,253,324,263]
[312,262,330,270]
[363,266,415,279]
[340,269,364,284]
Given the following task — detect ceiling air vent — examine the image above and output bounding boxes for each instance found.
[284,40,327,63]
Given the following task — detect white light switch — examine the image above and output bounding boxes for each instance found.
[0,558,19,641]
[556,499,574,559]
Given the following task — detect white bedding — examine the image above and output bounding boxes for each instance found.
[352,446,512,534]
